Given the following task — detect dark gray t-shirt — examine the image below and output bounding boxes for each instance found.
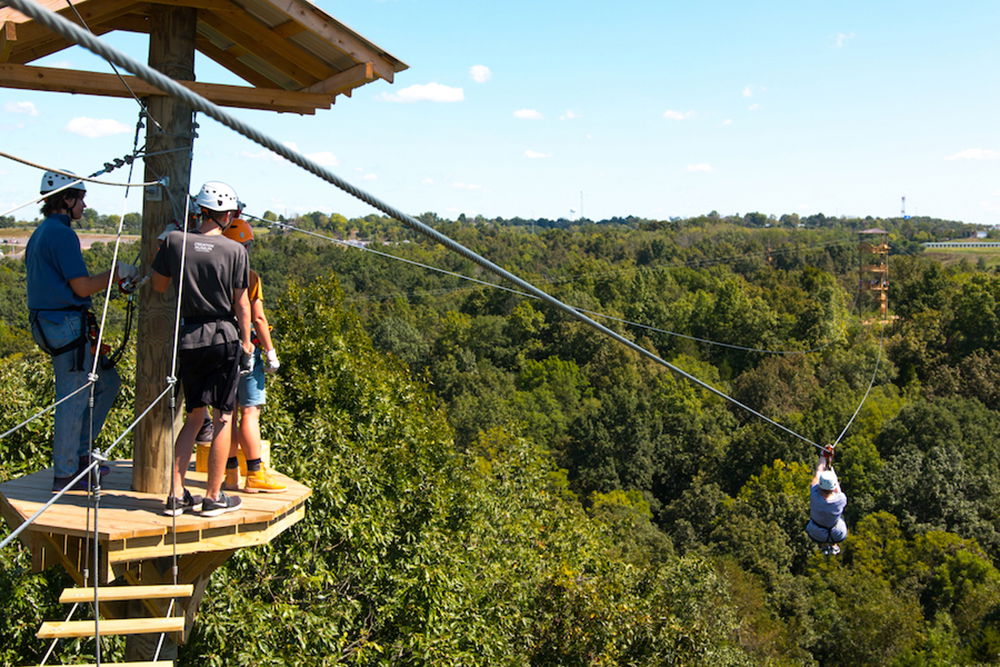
[152,230,249,349]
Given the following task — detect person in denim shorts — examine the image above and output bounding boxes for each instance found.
[219,218,285,493]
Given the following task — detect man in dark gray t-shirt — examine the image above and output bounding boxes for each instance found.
[152,181,252,518]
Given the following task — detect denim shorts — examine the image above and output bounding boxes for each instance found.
[237,346,266,408]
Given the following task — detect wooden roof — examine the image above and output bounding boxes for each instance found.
[0,0,408,114]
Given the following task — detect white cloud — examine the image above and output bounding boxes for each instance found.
[524,149,551,159]
[834,32,855,47]
[686,163,713,172]
[378,82,464,103]
[422,178,435,185]
[65,117,131,138]
[742,86,753,98]
[559,109,580,121]
[748,103,761,111]
[5,101,38,116]
[305,151,338,167]
[945,148,1000,161]
[469,65,492,83]
[361,173,377,181]
[451,182,482,190]
[514,108,543,120]
[663,109,695,120]
[722,119,734,126]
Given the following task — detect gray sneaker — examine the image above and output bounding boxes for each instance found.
[200,491,242,517]
[163,488,203,516]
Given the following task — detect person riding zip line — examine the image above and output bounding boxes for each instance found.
[219,215,285,494]
[151,181,253,518]
[26,169,137,491]
[806,446,848,555]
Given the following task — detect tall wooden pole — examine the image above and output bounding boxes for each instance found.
[133,6,197,494]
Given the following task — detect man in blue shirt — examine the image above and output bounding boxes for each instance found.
[26,170,135,491]
[805,448,848,555]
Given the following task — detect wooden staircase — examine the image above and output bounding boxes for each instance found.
[32,584,193,666]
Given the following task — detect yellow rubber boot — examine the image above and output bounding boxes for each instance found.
[244,466,286,493]
[222,467,241,492]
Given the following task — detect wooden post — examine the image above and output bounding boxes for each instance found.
[133,5,197,494]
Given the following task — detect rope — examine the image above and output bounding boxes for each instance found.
[0,384,171,551]
[0,151,162,219]
[831,326,885,448]
[0,152,162,188]
[268,219,838,357]
[0,381,94,440]
[38,602,81,666]
[0,0,825,451]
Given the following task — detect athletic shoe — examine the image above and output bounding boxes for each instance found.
[163,489,203,517]
[222,467,241,492]
[195,416,214,444]
[200,492,242,517]
[829,544,841,555]
[244,466,286,493]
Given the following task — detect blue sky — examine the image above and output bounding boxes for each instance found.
[2,0,999,225]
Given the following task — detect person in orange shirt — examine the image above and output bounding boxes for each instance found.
[221,217,285,493]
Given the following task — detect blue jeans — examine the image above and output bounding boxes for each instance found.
[31,312,121,478]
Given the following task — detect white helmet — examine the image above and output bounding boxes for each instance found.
[819,470,838,491]
[40,170,86,194]
[194,181,238,212]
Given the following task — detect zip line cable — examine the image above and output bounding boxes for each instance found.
[831,327,885,448]
[1,0,825,452]
[0,383,172,551]
[0,152,162,189]
[267,219,839,356]
[0,381,93,440]
[0,150,162,219]
[0,0,887,559]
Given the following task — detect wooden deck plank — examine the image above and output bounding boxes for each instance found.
[0,460,311,565]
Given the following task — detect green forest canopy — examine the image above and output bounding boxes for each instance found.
[2,210,1000,664]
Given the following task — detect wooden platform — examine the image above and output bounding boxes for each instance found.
[0,460,311,580]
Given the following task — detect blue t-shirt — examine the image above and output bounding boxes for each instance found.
[809,484,847,528]
[25,214,91,316]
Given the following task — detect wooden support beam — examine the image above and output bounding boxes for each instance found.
[304,61,373,95]
[194,35,282,88]
[0,21,15,62]
[272,18,306,38]
[197,5,333,85]
[0,63,332,114]
[38,617,185,639]
[60,584,194,604]
[4,0,137,64]
[255,0,404,83]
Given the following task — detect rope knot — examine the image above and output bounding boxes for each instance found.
[87,373,99,383]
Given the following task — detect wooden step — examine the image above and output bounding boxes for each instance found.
[60,584,194,604]
[37,617,184,639]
